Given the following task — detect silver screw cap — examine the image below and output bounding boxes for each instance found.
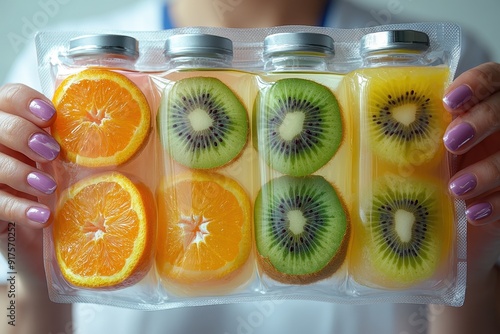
[164,34,233,58]
[360,30,430,56]
[263,32,334,57]
[68,34,139,59]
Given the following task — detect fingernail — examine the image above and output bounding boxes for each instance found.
[449,173,477,196]
[466,202,493,223]
[28,132,60,160]
[29,99,56,121]
[26,206,50,224]
[443,122,475,151]
[443,85,473,109]
[27,172,57,194]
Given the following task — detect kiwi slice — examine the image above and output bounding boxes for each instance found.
[365,68,448,166]
[254,175,349,284]
[255,78,343,176]
[158,77,249,169]
[362,175,447,288]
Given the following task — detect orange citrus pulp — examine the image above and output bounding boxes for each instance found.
[156,171,252,284]
[52,68,151,167]
[53,172,155,289]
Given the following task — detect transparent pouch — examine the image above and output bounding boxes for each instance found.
[344,30,466,304]
[253,32,352,295]
[34,22,464,310]
[152,33,258,298]
[36,33,161,306]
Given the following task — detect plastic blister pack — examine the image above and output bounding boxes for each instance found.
[346,30,463,301]
[34,22,466,309]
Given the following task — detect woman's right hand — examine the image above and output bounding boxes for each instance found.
[0,83,60,287]
[0,83,73,334]
[0,83,59,229]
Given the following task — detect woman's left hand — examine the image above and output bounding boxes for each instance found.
[442,61,500,282]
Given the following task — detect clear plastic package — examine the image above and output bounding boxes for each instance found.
[34,22,465,309]
[153,33,256,297]
[345,30,466,303]
[253,32,351,289]
[37,33,161,305]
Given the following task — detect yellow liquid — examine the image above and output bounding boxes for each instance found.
[345,66,456,289]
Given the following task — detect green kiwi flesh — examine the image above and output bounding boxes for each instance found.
[366,176,442,287]
[254,175,349,284]
[255,78,343,176]
[158,77,249,169]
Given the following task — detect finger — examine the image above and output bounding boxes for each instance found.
[0,148,56,228]
[0,189,51,228]
[0,113,60,163]
[0,83,56,126]
[443,91,500,154]
[449,150,500,200]
[0,83,60,163]
[443,62,500,113]
[0,152,57,197]
[465,192,500,226]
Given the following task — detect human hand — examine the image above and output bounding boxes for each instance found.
[0,83,60,288]
[442,62,500,282]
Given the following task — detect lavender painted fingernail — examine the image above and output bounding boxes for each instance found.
[27,172,57,194]
[443,85,473,109]
[466,202,493,223]
[449,173,477,196]
[443,122,475,151]
[26,206,50,224]
[29,99,56,121]
[28,132,60,160]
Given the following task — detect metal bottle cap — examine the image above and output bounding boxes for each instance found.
[263,32,335,57]
[68,34,139,59]
[164,34,233,58]
[360,30,430,56]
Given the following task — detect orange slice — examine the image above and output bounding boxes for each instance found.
[156,171,252,284]
[52,68,151,167]
[53,172,155,289]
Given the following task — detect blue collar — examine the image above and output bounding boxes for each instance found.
[163,1,333,29]
[162,3,174,29]
[319,0,333,27]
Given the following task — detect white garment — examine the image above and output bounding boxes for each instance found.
[1,1,493,334]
